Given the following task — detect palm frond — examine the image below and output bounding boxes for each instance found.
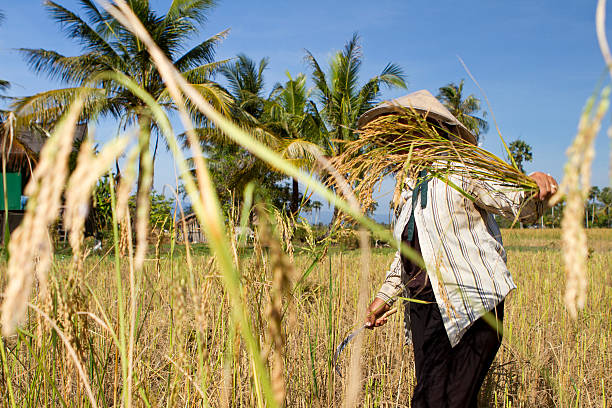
[304,50,331,105]
[12,87,107,126]
[278,138,322,169]
[188,82,233,115]
[19,49,117,84]
[181,59,231,84]
[165,0,216,25]
[174,29,230,71]
[45,1,122,58]
[0,79,9,93]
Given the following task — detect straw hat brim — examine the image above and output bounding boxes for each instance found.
[357,89,477,145]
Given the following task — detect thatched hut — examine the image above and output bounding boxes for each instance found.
[0,122,87,242]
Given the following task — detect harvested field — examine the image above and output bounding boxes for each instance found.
[0,228,609,407]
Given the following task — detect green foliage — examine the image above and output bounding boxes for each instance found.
[13,0,230,203]
[15,0,229,127]
[305,33,407,156]
[129,189,174,230]
[437,79,488,142]
[507,139,533,173]
[596,186,612,227]
[90,174,114,234]
[193,55,323,215]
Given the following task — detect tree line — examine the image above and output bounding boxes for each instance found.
[2,1,599,229]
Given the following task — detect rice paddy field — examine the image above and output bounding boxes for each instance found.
[0,3,610,407]
[0,227,609,407]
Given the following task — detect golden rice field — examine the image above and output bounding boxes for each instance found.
[0,228,609,407]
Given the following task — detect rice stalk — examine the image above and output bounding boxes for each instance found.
[134,117,153,271]
[596,0,612,184]
[1,97,85,336]
[116,146,139,255]
[26,302,98,408]
[65,137,128,268]
[330,109,538,219]
[257,213,295,407]
[551,87,609,318]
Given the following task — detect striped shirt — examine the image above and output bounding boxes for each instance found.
[376,173,544,347]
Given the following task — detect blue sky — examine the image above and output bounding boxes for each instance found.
[1,1,611,222]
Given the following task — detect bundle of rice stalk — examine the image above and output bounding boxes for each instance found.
[330,107,538,219]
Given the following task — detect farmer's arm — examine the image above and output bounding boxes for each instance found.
[365,251,402,329]
[464,171,557,223]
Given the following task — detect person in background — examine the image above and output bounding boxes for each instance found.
[360,90,558,408]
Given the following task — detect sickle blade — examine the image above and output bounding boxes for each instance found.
[332,325,366,378]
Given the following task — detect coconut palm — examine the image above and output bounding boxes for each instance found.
[266,72,329,214]
[13,0,231,200]
[599,187,612,227]
[304,33,406,224]
[190,54,289,210]
[508,139,533,173]
[305,33,407,156]
[588,186,600,227]
[437,79,488,142]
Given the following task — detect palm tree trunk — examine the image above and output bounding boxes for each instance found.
[291,177,299,215]
[136,115,153,220]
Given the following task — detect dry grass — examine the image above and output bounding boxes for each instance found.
[0,228,609,407]
[0,2,608,407]
[329,110,538,219]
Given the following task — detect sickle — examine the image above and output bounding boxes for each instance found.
[333,307,397,378]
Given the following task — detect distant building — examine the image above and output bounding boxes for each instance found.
[174,214,254,245]
[176,213,206,244]
[0,122,87,242]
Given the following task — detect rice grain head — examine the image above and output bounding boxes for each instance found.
[258,214,294,407]
[1,99,84,335]
[554,87,609,318]
[65,137,128,268]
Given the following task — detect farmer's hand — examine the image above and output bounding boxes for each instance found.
[365,297,391,330]
[529,172,558,202]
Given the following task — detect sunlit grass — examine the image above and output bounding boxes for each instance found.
[0,229,609,407]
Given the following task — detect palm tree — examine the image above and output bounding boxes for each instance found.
[508,139,533,173]
[437,79,488,142]
[599,187,612,227]
[13,0,230,201]
[304,33,406,223]
[588,186,600,228]
[305,33,407,156]
[268,72,327,214]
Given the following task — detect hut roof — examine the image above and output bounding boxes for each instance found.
[1,123,87,173]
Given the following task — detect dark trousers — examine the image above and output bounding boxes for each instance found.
[410,289,504,408]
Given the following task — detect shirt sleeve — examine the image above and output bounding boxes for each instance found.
[376,250,404,305]
[463,176,544,224]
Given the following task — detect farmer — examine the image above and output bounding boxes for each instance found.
[360,90,557,407]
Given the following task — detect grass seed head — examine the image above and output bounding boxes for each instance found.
[1,100,84,335]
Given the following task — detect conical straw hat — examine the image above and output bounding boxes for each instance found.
[357,89,477,145]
